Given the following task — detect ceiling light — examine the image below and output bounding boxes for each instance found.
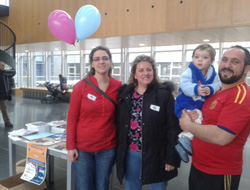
[139,43,145,46]
[25,50,29,52]
[203,39,210,42]
[54,48,59,51]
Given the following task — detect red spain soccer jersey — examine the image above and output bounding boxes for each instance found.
[192,82,250,175]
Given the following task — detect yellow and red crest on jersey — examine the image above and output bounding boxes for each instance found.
[210,100,217,109]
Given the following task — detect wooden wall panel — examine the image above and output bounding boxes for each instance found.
[8,0,58,44]
[3,0,250,45]
[197,0,232,29]
[6,0,99,44]
[0,17,8,25]
[233,0,250,25]
[116,0,140,36]
[8,0,34,44]
[32,0,52,43]
[139,0,167,34]
[95,0,117,38]
[76,0,96,8]
[60,0,78,18]
[166,0,197,32]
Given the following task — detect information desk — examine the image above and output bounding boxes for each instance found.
[8,137,75,190]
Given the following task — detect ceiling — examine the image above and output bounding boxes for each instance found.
[16,25,250,53]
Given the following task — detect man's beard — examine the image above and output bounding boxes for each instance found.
[219,67,245,84]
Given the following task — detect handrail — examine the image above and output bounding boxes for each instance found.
[0,20,16,60]
[0,20,16,71]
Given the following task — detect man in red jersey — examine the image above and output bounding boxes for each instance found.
[180,45,250,190]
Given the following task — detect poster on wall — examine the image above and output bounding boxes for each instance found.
[21,142,47,185]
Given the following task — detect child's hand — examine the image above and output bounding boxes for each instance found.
[203,87,211,96]
[198,85,211,96]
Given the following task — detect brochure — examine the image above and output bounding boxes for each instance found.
[22,132,54,141]
[21,143,47,185]
[26,121,51,132]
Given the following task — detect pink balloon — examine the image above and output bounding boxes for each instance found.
[48,10,76,45]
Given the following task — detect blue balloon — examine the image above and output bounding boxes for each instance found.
[75,5,101,41]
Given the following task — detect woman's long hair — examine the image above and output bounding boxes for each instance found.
[127,54,160,86]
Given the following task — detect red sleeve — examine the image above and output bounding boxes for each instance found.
[66,81,85,150]
[217,84,250,135]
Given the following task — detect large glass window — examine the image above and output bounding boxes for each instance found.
[48,51,62,83]
[84,54,91,77]
[49,54,62,83]
[111,49,121,81]
[66,51,80,87]
[155,51,182,83]
[18,54,28,87]
[0,0,9,6]
[155,45,182,51]
[15,53,26,87]
[13,42,250,88]
[34,54,45,87]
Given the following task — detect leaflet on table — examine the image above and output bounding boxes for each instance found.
[47,133,66,141]
[30,137,60,146]
[22,131,54,141]
[21,143,47,185]
[27,133,66,146]
[49,141,66,151]
[25,121,51,132]
[47,120,66,127]
[48,120,67,133]
[8,128,38,137]
[51,123,67,133]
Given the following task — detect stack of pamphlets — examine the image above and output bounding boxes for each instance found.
[48,120,67,133]
[30,133,66,146]
[25,121,51,132]
[8,128,38,137]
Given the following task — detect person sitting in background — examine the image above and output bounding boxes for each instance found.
[0,61,15,127]
[59,74,68,93]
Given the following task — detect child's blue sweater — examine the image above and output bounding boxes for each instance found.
[174,62,221,119]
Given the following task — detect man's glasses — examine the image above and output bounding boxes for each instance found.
[93,56,110,62]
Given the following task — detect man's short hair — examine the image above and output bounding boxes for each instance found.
[230,45,250,66]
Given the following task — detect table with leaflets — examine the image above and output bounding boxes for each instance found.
[8,121,75,190]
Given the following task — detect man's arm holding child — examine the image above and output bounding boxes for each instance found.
[180,110,236,146]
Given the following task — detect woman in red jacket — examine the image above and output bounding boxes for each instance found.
[66,46,121,190]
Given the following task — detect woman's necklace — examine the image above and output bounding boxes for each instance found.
[136,87,146,95]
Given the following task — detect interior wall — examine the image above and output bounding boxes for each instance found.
[1,0,250,45]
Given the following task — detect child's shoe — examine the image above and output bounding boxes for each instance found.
[175,143,189,163]
[178,136,193,156]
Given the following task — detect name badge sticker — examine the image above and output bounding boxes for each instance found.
[87,93,96,101]
[150,104,160,112]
